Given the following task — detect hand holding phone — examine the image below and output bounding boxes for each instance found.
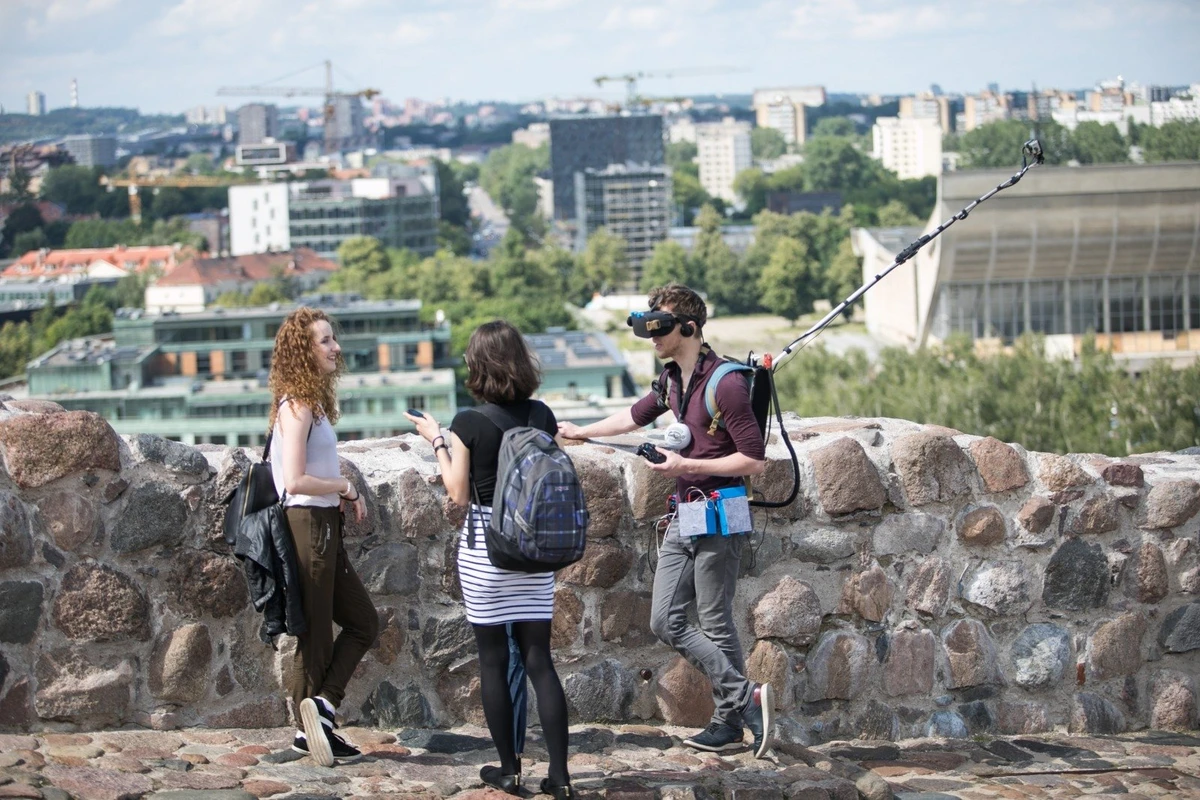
[407,409,425,418]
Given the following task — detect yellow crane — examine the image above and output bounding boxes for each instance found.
[217,60,379,153]
[99,174,252,224]
[593,66,746,110]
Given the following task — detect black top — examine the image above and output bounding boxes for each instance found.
[450,399,558,506]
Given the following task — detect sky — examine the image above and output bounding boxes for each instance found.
[2,0,1199,115]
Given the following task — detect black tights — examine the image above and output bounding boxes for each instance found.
[473,620,570,785]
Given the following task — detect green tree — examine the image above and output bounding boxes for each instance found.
[437,220,472,256]
[10,227,48,257]
[3,167,34,203]
[672,169,710,225]
[1140,120,1200,162]
[435,159,471,228]
[1070,121,1129,164]
[825,236,861,309]
[812,117,857,138]
[758,237,819,322]
[479,143,548,242]
[0,203,45,257]
[665,141,698,170]
[958,119,1069,168]
[0,321,33,379]
[640,240,692,292]
[491,228,559,300]
[573,228,629,302]
[876,199,922,227]
[733,167,769,216]
[64,218,140,248]
[751,127,788,159]
[801,136,880,192]
[183,153,217,175]
[40,165,127,216]
[694,205,754,314]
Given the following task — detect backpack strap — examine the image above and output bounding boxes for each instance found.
[466,402,545,549]
[704,361,755,435]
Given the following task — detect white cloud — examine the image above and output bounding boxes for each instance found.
[601,5,667,31]
[392,20,435,45]
[780,0,984,41]
[496,0,579,10]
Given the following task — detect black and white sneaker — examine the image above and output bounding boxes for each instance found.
[683,721,745,752]
[292,731,362,765]
[742,682,775,759]
[299,697,335,767]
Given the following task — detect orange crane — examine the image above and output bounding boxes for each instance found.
[593,66,747,110]
[217,60,379,153]
[99,174,252,224]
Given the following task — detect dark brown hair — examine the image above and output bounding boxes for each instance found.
[648,282,707,330]
[464,320,541,404]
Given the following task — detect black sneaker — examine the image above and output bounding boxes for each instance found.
[326,729,362,763]
[683,721,745,752]
[291,732,361,764]
[299,697,334,767]
[742,682,775,759]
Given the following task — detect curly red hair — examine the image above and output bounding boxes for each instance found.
[267,307,343,433]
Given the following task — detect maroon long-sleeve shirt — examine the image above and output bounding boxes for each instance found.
[630,348,766,497]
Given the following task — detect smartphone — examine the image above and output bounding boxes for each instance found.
[407,409,425,418]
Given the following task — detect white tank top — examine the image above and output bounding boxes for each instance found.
[271,400,341,508]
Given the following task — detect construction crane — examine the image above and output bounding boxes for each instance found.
[593,66,746,110]
[218,60,379,154]
[99,174,253,224]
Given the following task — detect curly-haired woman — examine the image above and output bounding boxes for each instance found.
[268,306,377,768]
[407,320,573,799]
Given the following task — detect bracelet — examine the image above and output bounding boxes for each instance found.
[432,435,445,447]
[434,443,449,456]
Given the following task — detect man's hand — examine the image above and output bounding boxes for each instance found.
[557,421,587,440]
[648,448,691,478]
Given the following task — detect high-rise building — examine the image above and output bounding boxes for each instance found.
[899,92,952,133]
[960,91,1010,131]
[328,95,370,152]
[62,134,117,168]
[872,117,943,180]
[752,86,826,145]
[237,103,279,145]
[573,163,671,287]
[548,116,665,221]
[26,91,46,116]
[696,118,752,203]
[229,170,439,260]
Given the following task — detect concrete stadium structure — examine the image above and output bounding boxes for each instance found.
[856,162,1200,369]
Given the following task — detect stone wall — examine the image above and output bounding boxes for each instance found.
[0,403,1197,741]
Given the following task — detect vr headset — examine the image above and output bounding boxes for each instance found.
[627,310,700,339]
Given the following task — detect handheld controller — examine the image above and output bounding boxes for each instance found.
[636,443,666,464]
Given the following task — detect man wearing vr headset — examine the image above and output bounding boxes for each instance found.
[558,282,772,758]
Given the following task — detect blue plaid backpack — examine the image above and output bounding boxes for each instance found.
[470,402,589,572]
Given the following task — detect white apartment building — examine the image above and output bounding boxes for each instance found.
[752,86,825,146]
[27,91,46,116]
[899,93,951,133]
[959,91,1010,131]
[873,117,943,180]
[668,118,697,145]
[696,118,752,204]
[229,183,290,256]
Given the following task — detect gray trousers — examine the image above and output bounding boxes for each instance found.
[650,521,751,727]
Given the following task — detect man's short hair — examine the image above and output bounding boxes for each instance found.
[647,283,707,330]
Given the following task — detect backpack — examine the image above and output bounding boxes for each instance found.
[655,352,771,437]
[470,402,589,573]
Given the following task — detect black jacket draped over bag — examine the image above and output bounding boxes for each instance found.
[223,430,308,639]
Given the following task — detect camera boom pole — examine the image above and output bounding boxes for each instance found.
[770,139,1046,373]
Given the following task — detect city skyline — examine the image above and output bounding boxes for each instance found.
[2,0,1199,115]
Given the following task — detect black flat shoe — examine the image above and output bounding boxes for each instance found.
[480,764,522,795]
[539,778,573,799]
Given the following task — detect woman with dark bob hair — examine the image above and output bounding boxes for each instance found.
[269,306,376,768]
[407,320,573,799]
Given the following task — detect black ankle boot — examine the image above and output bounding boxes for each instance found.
[540,778,573,799]
[480,764,522,795]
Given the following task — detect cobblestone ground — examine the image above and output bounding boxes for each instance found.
[0,725,1198,800]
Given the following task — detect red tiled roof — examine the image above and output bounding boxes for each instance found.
[154,247,338,287]
[1,244,191,280]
